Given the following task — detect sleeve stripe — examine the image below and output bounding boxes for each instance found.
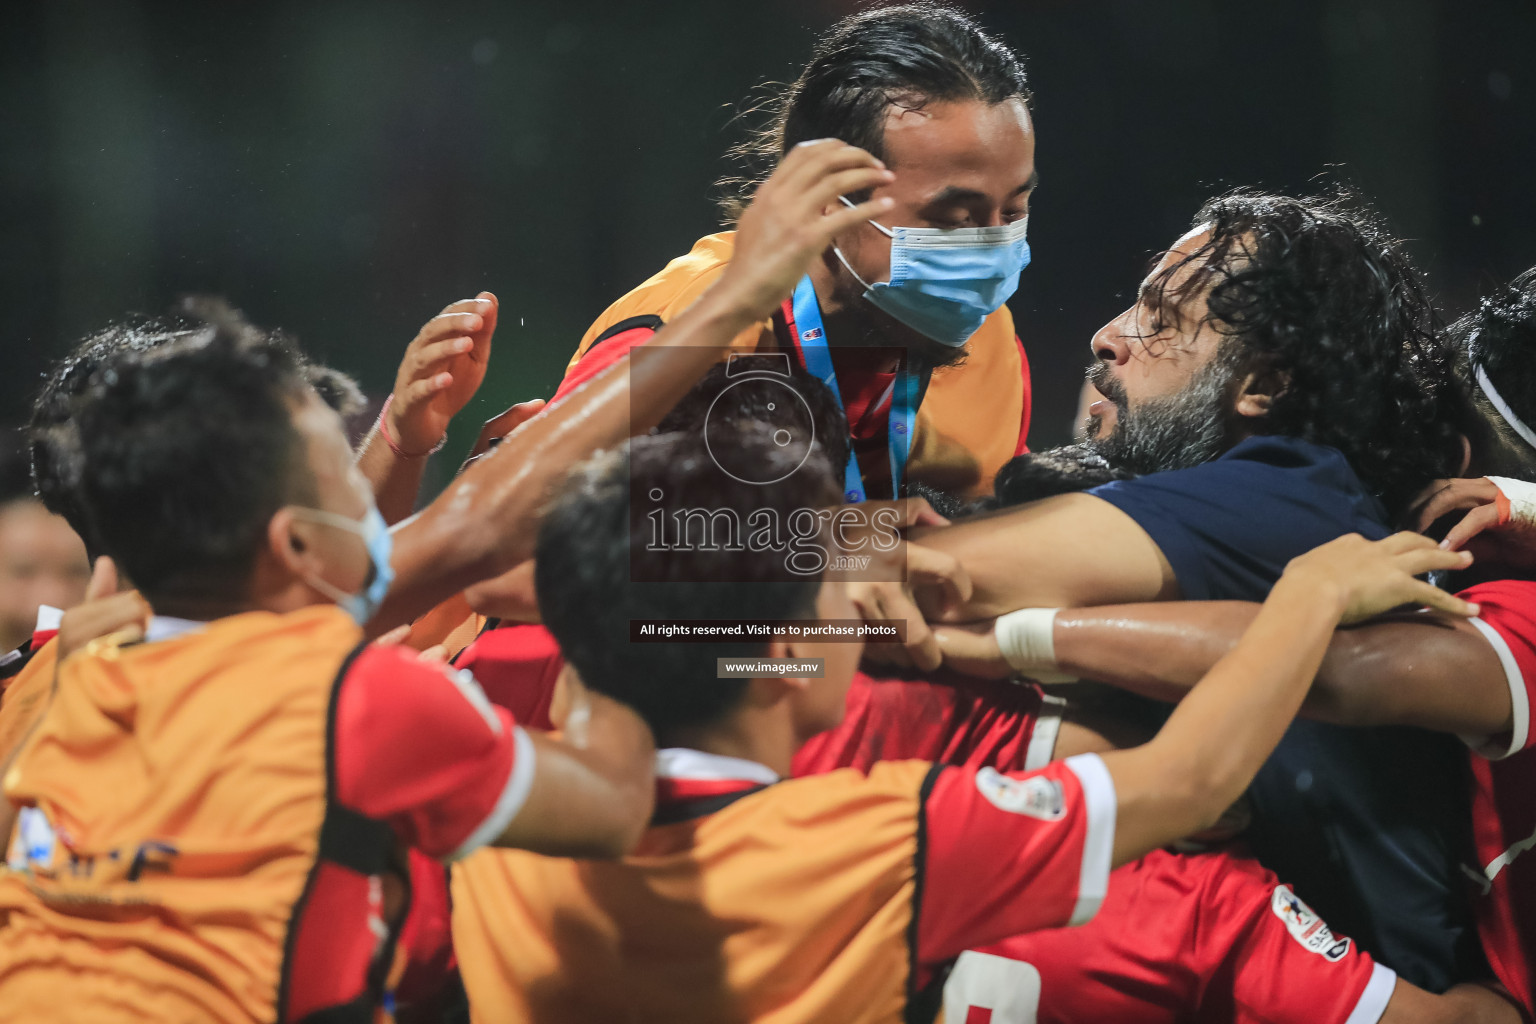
[1463,617,1530,759]
[1343,963,1397,1024]
[446,726,536,863]
[1063,753,1116,926]
[1024,694,1067,770]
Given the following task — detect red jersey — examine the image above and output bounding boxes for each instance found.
[793,669,1060,777]
[947,849,1395,1024]
[1459,579,1536,1015]
[778,658,1398,1023]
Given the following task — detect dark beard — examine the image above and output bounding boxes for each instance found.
[1086,357,1236,475]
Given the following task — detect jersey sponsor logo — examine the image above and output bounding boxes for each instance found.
[9,806,55,870]
[974,767,1065,821]
[1271,885,1351,962]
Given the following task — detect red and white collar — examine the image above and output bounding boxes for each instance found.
[654,748,779,807]
[655,748,779,784]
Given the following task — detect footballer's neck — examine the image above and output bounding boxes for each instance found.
[669,698,800,779]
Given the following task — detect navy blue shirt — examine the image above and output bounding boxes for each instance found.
[1091,435,1482,990]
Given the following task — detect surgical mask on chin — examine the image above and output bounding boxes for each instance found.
[834,196,1031,348]
[288,504,395,625]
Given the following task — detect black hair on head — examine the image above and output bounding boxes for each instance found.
[69,310,312,604]
[1460,266,1536,471]
[27,297,350,555]
[718,2,1028,222]
[536,427,840,743]
[655,354,851,473]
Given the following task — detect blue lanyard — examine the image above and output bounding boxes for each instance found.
[790,275,919,503]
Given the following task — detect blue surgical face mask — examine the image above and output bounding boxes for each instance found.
[288,504,395,625]
[833,197,1031,348]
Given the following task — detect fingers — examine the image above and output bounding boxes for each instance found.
[775,139,885,195]
[417,312,484,347]
[820,195,898,239]
[851,580,941,671]
[414,335,475,371]
[1410,478,1500,532]
[1406,579,1481,618]
[1389,544,1474,577]
[484,400,546,440]
[436,296,493,320]
[474,290,499,343]
[1377,530,1440,554]
[58,591,152,659]
[84,556,118,602]
[404,373,453,405]
[805,166,896,214]
[1443,505,1502,551]
[418,644,449,663]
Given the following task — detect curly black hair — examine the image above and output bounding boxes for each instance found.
[1458,265,1536,477]
[716,3,1028,223]
[1140,189,1464,520]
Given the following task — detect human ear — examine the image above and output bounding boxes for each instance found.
[1234,364,1289,420]
[267,508,313,576]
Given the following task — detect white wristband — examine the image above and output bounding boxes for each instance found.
[1487,476,1536,526]
[994,608,1076,683]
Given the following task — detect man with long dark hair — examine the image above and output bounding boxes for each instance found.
[908,190,1475,987]
[938,265,1536,1019]
[551,3,1039,502]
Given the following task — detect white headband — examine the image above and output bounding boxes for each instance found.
[1473,329,1536,452]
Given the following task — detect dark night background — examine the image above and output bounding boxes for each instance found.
[2,0,1532,496]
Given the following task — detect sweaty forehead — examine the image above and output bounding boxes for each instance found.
[879,97,1034,196]
[1141,225,1216,291]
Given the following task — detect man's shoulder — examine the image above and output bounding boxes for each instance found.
[1098,436,1371,496]
[574,233,750,359]
[719,762,935,823]
[1216,435,1354,471]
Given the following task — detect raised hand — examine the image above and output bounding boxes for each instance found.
[1281,532,1478,625]
[715,139,895,320]
[56,557,152,660]
[385,292,498,455]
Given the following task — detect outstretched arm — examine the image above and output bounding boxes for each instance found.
[912,493,1178,622]
[938,599,1513,739]
[368,140,897,635]
[1096,533,1476,867]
